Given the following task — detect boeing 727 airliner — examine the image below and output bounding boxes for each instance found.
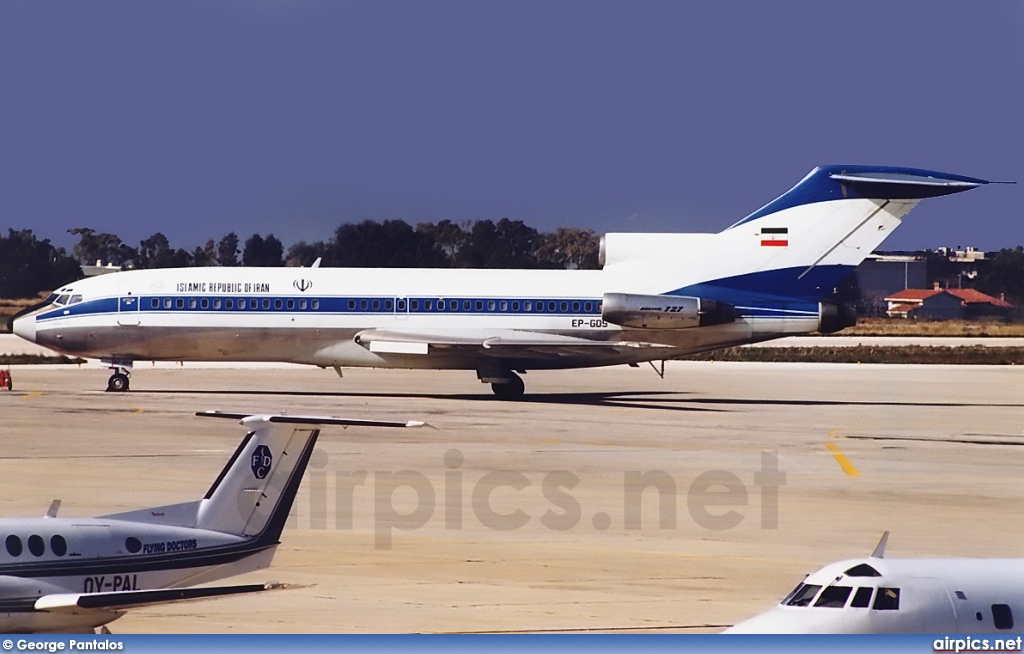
[726,533,1024,634]
[0,411,423,633]
[10,165,991,397]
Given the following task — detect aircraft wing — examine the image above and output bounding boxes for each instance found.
[34,582,283,613]
[354,328,675,360]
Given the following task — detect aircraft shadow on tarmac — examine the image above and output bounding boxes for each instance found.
[139,388,1021,413]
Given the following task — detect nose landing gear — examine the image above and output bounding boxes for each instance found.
[106,367,131,392]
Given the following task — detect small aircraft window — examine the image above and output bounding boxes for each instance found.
[250,299,258,309]
[462,300,470,311]
[500,301,508,311]
[424,300,433,311]
[572,301,580,312]
[201,298,209,309]
[356,299,365,310]
[786,584,822,607]
[475,301,483,311]
[781,582,807,605]
[993,604,1014,630]
[397,299,406,311]
[850,587,873,608]
[584,302,593,312]
[312,300,320,310]
[214,299,223,310]
[27,535,44,557]
[188,299,197,309]
[274,299,283,310]
[175,298,184,309]
[597,301,602,311]
[512,301,520,311]
[286,299,294,310]
[386,300,394,311]
[5,535,22,557]
[487,301,496,311]
[548,301,556,312]
[50,535,67,557]
[69,295,83,305]
[262,299,270,310]
[437,300,445,310]
[872,587,900,611]
[560,301,568,312]
[125,537,141,554]
[411,300,419,311]
[536,301,545,312]
[814,586,852,608]
[369,299,379,310]
[844,563,882,577]
[299,299,306,310]
[449,301,458,312]
[524,301,532,311]
[151,299,159,309]
[226,299,234,309]
[163,298,172,309]
[348,300,356,310]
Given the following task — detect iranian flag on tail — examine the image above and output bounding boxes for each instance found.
[760,227,788,247]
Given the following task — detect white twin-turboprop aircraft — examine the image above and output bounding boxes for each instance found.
[727,533,1024,634]
[0,411,424,633]
[10,165,991,397]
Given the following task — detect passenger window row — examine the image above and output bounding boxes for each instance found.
[150,298,320,311]
[146,297,602,314]
[4,534,68,557]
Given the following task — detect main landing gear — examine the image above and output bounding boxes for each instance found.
[106,367,131,392]
[490,373,525,400]
[477,363,526,400]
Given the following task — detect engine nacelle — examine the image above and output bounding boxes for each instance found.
[602,293,735,329]
[818,301,857,334]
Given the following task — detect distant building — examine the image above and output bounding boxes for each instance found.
[855,254,927,309]
[81,260,124,277]
[885,285,1012,320]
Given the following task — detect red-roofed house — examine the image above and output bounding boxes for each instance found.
[885,286,1013,319]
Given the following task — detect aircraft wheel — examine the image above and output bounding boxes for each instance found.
[107,373,130,392]
[490,374,525,400]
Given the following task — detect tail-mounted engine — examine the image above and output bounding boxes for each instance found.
[602,293,735,329]
[818,301,857,334]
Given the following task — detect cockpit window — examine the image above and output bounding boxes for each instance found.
[845,563,882,577]
[872,587,900,611]
[69,295,83,305]
[814,586,852,608]
[785,584,822,607]
[55,294,71,306]
[850,587,873,608]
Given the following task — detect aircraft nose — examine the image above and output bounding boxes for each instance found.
[11,314,36,343]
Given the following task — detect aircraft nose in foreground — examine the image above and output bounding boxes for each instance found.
[10,313,36,342]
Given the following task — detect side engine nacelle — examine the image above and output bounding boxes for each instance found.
[818,301,857,334]
[602,293,735,329]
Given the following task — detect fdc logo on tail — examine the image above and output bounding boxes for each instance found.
[251,445,272,479]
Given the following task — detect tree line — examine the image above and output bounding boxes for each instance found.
[0,220,601,299]
[2,221,1022,307]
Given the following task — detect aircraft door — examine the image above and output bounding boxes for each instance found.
[909,577,957,633]
[117,280,141,326]
[394,296,410,321]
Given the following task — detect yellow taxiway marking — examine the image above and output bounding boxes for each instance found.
[825,441,860,477]
[19,392,43,400]
[130,407,145,415]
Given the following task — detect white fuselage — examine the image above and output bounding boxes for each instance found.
[727,557,1024,634]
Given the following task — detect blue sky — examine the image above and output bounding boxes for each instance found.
[1,0,1021,254]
